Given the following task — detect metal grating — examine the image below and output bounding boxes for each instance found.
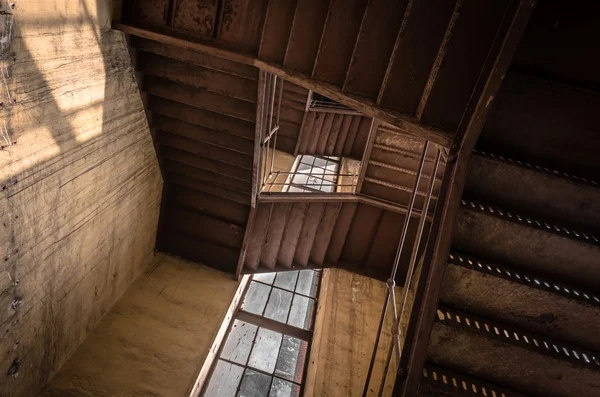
[460,199,600,245]
[436,305,600,368]
[422,363,531,397]
[448,251,600,306]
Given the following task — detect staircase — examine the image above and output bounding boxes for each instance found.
[361,125,444,210]
[418,74,600,396]
[242,201,424,281]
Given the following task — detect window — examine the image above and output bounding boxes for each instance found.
[203,270,321,397]
[287,155,340,193]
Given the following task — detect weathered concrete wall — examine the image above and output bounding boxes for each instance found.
[305,268,401,397]
[41,254,240,397]
[0,1,162,395]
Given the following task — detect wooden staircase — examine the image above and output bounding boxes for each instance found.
[418,73,600,396]
[242,200,425,281]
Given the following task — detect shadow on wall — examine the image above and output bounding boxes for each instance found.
[0,0,162,396]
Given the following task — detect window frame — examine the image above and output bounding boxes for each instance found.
[283,155,341,193]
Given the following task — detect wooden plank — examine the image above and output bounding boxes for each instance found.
[258,0,299,63]
[341,204,383,266]
[350,116,374,159]
[165,206,245,250]
[138,51,258,103]
[343,0,409,98]
[310,203,343,266]
[311,0,368,85]
[307,112,326,154]
[316,113,335,154]
[325,114,344,156]
[244,203,273,270]
[162,146,251,183]
[297,111,315,154]
[171,0,218,36]
[154,115,254,154]
[144,76,256,123]
[342,115,361,157]
[123,0,169,26]
[160,232,239,273]
[377,0,457,113]
[164,159,251,193]
[356,119,378,193]
[236,310,311,341]
[294,203,326,267]
[278,203,309,268]
[149,96,255,139]
[260,203,291,269]
[159,131,253,170]
[168,184,250,227]
[421,0,510,131]
[325,202,357,264]
[113,22,454,146]
[218,0,269,53]
[333,114,354,155]
[283,0,331,74]
[168,173,250,206]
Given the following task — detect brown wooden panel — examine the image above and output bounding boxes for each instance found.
[379,0,457,113]
[244,203,273,270]
[259,0,299,62]
[307,112,326,154]
[325,202,357,264]
[333,114,354,155]
[123,0,169,26]
[260,203,292,269]
[351,117,373,159]
[316,113,335,154]
[281,97,307,112]
[165,206,245,249]
[294,203,326,267]
[138,51,258,102]
[167,173,250,205]
[343,0,409,98]
[162,146,251,182]
[159,131,253,170]
[168,184,250,226]
[278,203,308,268]
[165,159,251,193]
[422,0,510,130]
[341,203,383,266]
[279,105,304,125]
[278,120,302,141]
[171,0,218,36]
[342,115,361,157]
[298,111,315,153]
[154,115,254,154]
[149,96,255,139]
[283,86,309,103]
[361,179,429,211]
[160,232,239,273]
[312,0,368,85]
[325,114,344,155]
[284,0,331,74]
[310,203,343,266]
[218,0,269,52]
[130,36,258,79]
[144,76,256,122]
[277,136,297,154]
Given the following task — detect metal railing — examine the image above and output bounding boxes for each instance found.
[361,140,444,397]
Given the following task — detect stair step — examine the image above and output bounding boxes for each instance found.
[260,203,292,269]
[294,203,326,267]
[284,0,330,74]
[343,0,409,99]
[167,173,250,206]
[454,200,600,290]
[325,202,358,264]
[162,147,251,182]
[341,204,383,266]
[164,160,251,194]
[278,203,308,268]
[310,203,343,266]
[467,150,600,229]
[442,257,600,352]
[311,0,368,86]
[244,203,273,270]
[428,321,600,397]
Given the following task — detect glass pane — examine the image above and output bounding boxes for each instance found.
[273,272,298,292]
[238,369,272,397]
[295,270,319,298]
[314,157,327,168]
[204,360,244,397]
[275,336,307,383]
[288,295,315,330]
[269,377,301,397]
[254,273,276,285]
[288,186,306,193]
[291,174,308,185]
[248,328,282,373]
[242,282,271,315]
[221,320,258,365]
[264,288,293,323]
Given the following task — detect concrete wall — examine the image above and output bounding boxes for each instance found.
[41,254,241,397]
[0,1,163,395]
[305,268,400,397]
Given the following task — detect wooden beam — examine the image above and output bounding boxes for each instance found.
[236,310,312,341]
[112,21,454,147]
[235,207,257,280]
[393,1,537,395]
[356,118,379,193]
